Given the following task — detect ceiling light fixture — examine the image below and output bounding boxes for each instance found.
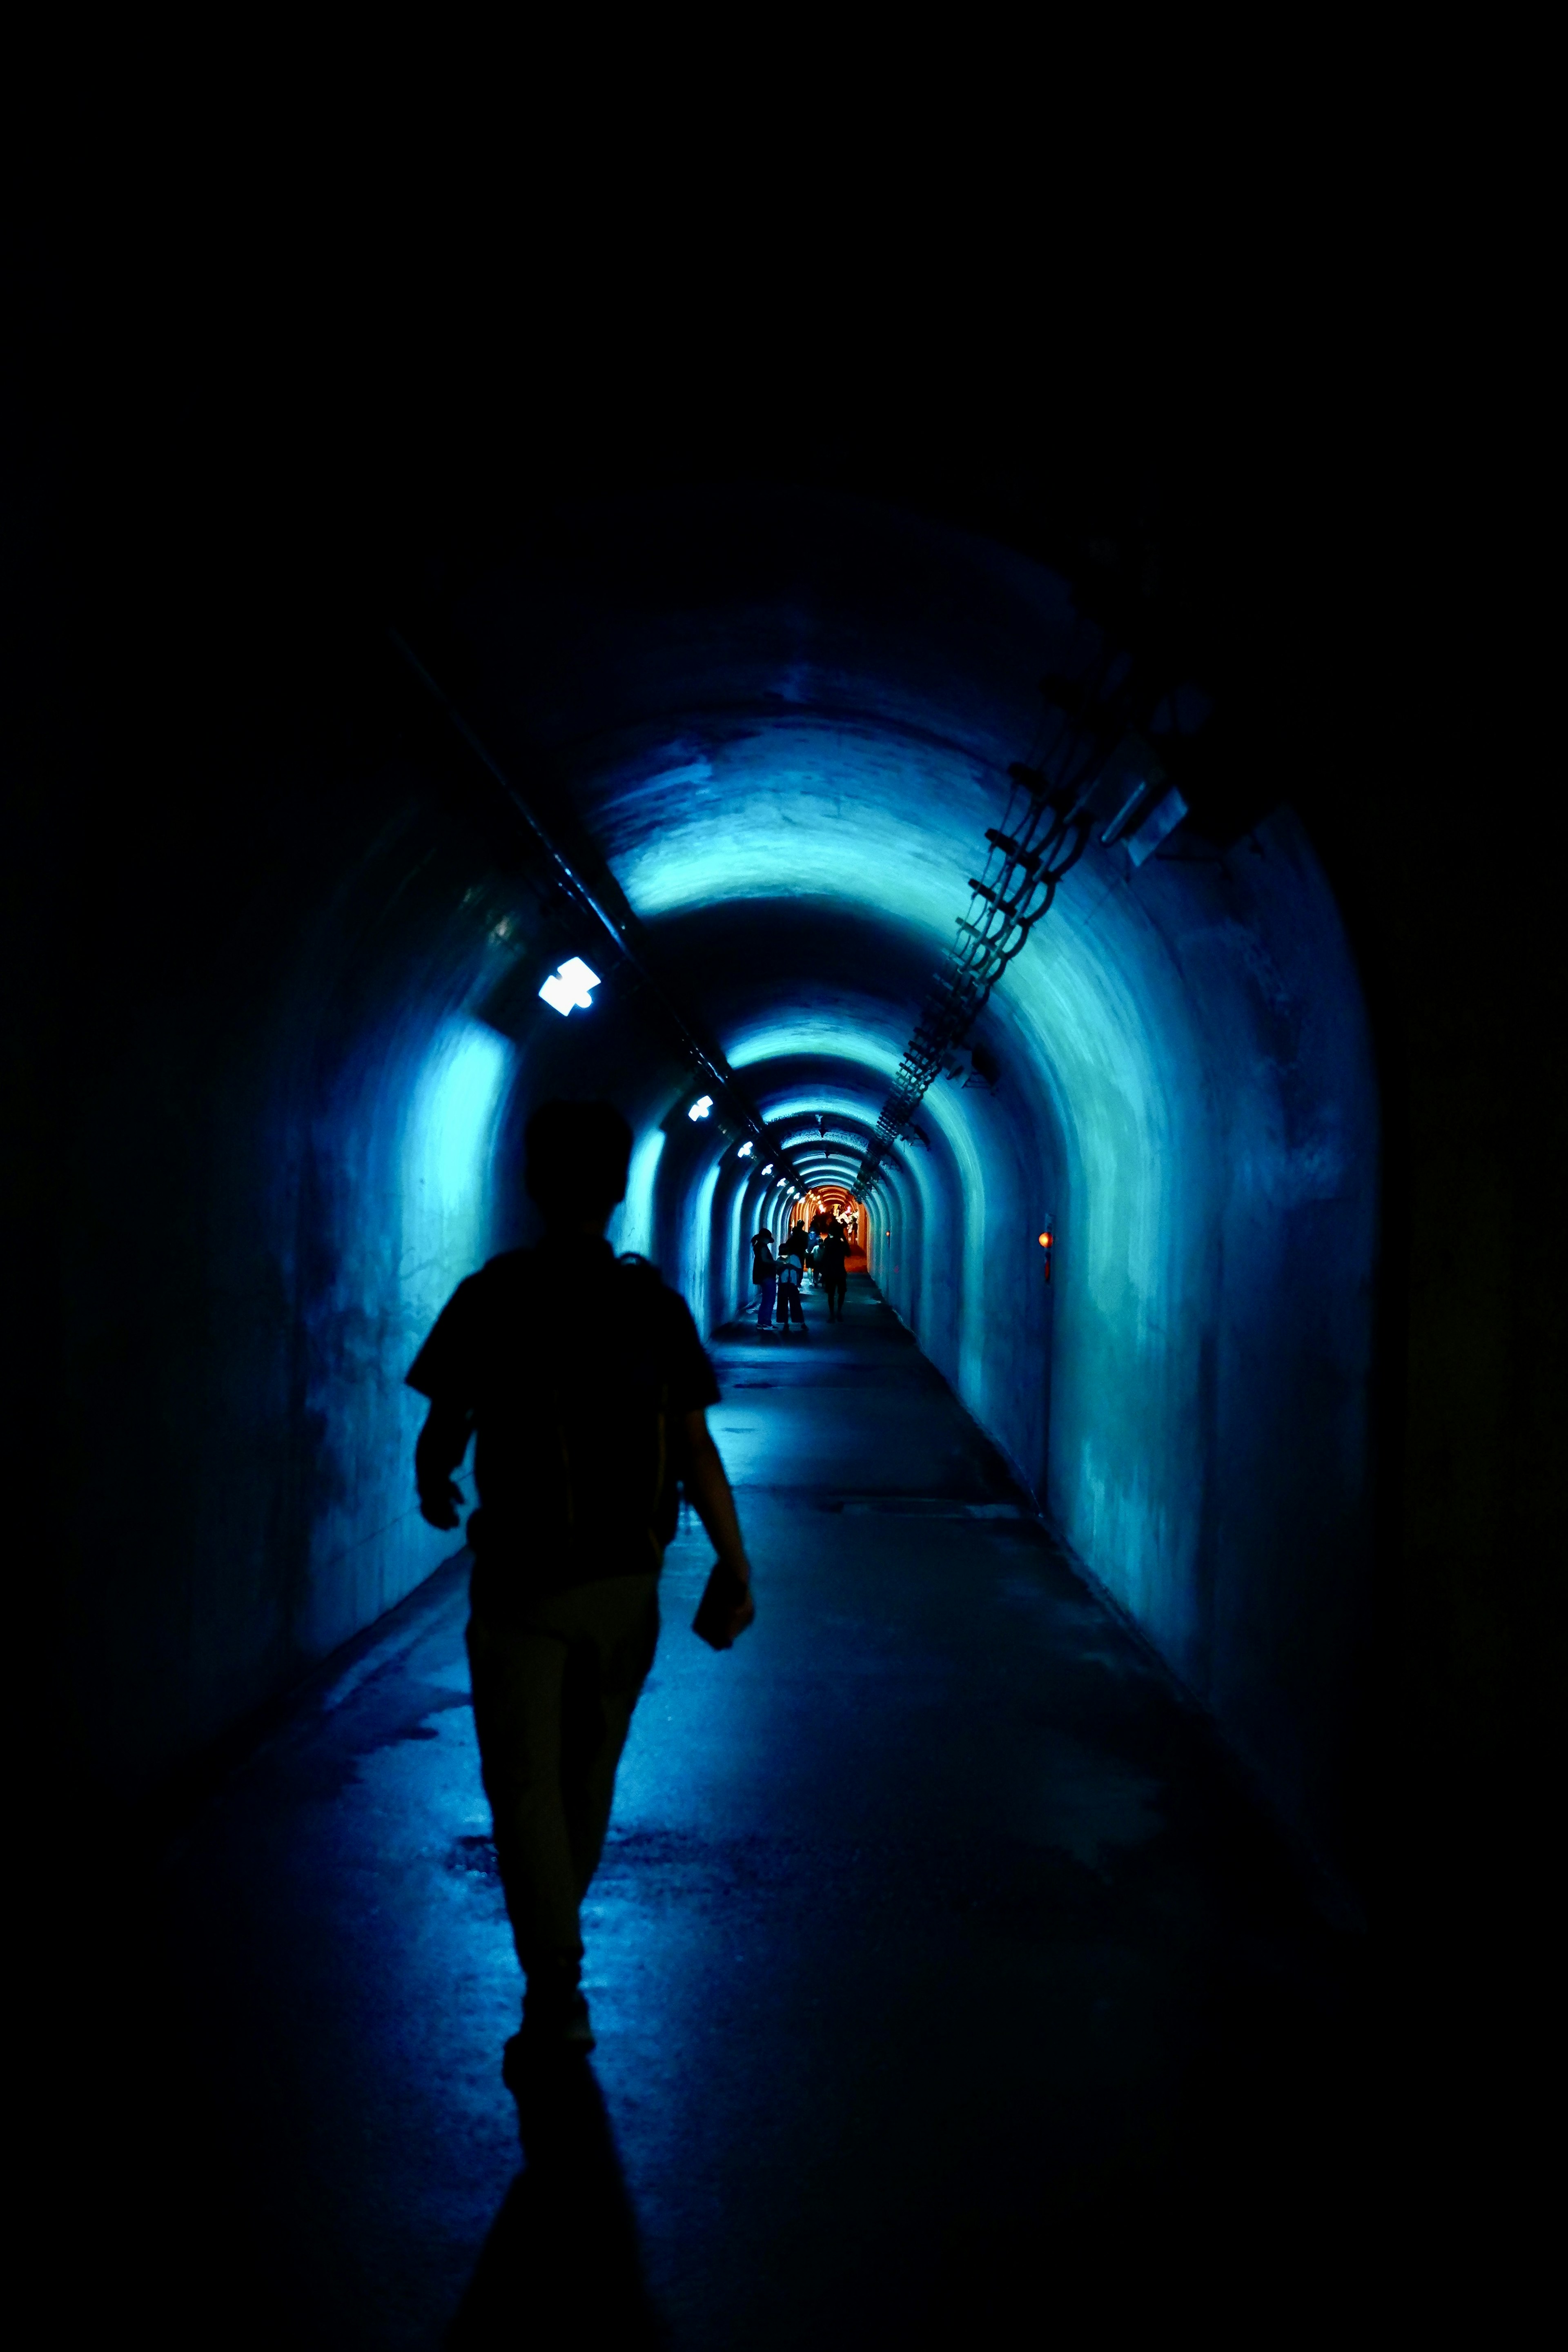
[537,957,601,1016]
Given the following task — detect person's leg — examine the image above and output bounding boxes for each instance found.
[555,1575,660,1902]
[757,1276,776,1328]
[466,1615,580,1981]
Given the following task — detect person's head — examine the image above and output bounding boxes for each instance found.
[526,1100,633,1231]
[755,1227,772,1244]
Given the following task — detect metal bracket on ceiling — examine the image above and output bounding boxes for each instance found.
[854,648,1188,1197]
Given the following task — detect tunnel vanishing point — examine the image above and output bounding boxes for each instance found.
[12,375,1560,2334]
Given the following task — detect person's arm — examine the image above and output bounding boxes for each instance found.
[415,1399,473,1529]
[682,1408,757,1644]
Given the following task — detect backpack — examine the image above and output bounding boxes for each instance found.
[459,1248,683,1601]
[751,1236,776,1282]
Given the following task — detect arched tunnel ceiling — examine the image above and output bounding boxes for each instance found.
[450,486,1080,1149]
[779,1132,871,1154]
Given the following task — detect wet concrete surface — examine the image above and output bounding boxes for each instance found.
[106,1277,1391,2346]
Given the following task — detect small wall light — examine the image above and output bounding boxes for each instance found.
[737,1141,753,1158]
[688,1095,714,1121]
[537,957,601,1016]
[1039,1227,1054,1282]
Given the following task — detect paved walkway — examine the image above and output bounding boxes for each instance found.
[131,1275,1373,2346]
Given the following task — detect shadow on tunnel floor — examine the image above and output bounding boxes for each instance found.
[448,2064,668,2350]
[29,1265,1547,2347]
[33,1693,1538,2348]
[438,1969,1495,2351]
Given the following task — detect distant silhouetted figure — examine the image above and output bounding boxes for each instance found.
[751,1227,777,1330]
[780,1222,810,1283]
[409,1101,755,2078]
[817,1227,849,1321]
[776,1235,807,1333]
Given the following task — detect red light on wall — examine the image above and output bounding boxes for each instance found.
[1039,1228,1054,1282]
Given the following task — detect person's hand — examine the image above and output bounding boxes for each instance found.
[418,1477,465,1531]
[693,1561,756,1650]
[722,1581,756,1647]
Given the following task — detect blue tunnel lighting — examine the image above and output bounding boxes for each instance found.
[402,1019,512,1268]
[101,488,1381,1887]
[548,620,1375,1854]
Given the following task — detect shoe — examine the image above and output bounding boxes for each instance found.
[503,1989,595,2085]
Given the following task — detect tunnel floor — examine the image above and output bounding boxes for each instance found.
[124,1274,1383,2348]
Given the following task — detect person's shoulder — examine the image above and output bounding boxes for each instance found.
[475,1248,538,1288]
[616,1251,682,1310]
[615,1250,664,1282]
[457,1248,550,1313]
[621,1256,700,1322]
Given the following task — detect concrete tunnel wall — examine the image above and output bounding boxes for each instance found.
[57,485,1378,1877]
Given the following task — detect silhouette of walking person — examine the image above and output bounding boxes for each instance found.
[816,1225,849,1321]
[751,1226,778,1330]
[408,1101,755,2082]
[776,1223,809,1334]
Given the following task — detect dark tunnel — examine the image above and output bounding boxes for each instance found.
[60,487,1379,1857]
[11,266,1560,2345]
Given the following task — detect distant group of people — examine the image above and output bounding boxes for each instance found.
[750,1212,855,1330]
